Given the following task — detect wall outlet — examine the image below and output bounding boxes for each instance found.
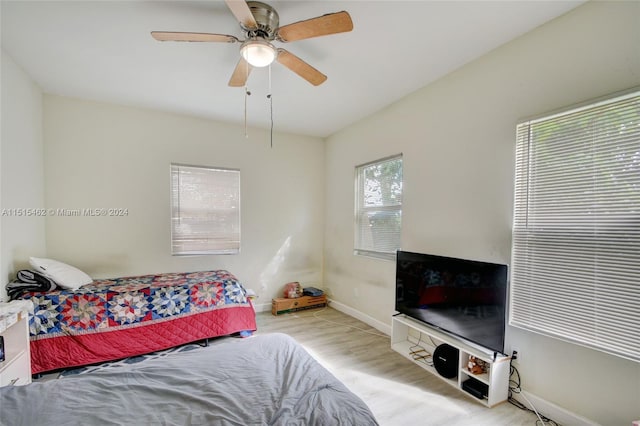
[512,350,519,362]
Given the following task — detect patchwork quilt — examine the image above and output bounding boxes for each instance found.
[20,270,257,373]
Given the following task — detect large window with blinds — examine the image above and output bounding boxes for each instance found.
[510,90,639,362]
[354,154,403,260]
[170,163,240,255]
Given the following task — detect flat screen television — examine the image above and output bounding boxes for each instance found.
[395,250,508,355]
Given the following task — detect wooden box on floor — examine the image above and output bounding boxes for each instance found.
[271,295,327,316]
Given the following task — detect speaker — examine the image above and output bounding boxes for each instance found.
[433,343,459,379]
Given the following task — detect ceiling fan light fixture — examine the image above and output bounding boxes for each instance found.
[241,39,276,67]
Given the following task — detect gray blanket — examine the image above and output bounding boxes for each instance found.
[0,333,378,426]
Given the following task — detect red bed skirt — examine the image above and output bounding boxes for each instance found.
[31,304,256,374]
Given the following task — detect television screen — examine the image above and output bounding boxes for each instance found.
[395,250,508,354]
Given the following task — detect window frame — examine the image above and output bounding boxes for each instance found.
[354,154,403,261]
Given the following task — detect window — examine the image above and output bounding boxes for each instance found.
[510,90,640,362]
[170,163,240,255]
[354,154,403,260]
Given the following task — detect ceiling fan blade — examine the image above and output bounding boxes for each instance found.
[228,58,253,87]
[224,0,258,30]
[151,31,239,43]
[276,11,353,42]
[276,49,327,86]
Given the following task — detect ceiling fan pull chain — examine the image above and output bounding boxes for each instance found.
[268,64,273,148]
[244,85,251,138]
[243,53,252,138]
[268,63,272,97]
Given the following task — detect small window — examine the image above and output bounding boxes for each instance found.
[354,154,403,260]
[170,163,240,255]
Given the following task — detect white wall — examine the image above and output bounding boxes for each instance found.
[43,95,325,304]
[324,2,640,425]
[0,50,46,301]
[3,1,639,423]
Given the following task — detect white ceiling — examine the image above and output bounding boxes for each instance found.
[1,0,585,138]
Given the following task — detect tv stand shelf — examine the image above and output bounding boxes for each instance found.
[391,314,510,407]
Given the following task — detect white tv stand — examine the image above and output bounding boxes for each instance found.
[391,314,510,407]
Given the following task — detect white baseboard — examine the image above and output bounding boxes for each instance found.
[253,301,271,313]
[326,299,391,336]
[511,388,599,426]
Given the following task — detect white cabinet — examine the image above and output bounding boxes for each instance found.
[0,301,32,387]
[391,314,510,407]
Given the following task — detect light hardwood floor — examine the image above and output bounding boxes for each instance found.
[256,306,540,426]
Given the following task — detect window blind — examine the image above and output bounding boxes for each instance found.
[354,155,403,260]
[510,90,640,362]
[170,164,240,255]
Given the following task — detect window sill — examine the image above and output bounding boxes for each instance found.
[353,249,396,261]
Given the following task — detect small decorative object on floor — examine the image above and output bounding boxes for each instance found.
[283,282,303,298]
[271,295,327,316]
[302,287,324,297]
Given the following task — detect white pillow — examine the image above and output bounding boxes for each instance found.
[29,257,93,291]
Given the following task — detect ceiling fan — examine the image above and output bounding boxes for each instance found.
[151,0,353,87]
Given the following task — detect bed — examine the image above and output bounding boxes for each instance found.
[0,333,379,425]
[17,269,256,374]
